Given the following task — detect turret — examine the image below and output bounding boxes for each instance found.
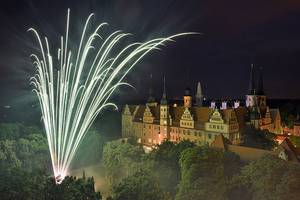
[246,64,257,107]
[184,86,192,107]
[160,76,169,125]
[256,67,267,108]
[159,76,170,142]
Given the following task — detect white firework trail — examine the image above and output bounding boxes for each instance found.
[29,9,197,184]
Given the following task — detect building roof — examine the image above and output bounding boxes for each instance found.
[212,135,300,163]
[274,138,300,162]
[124,103,249,130]
[132,105,146,122]
[269,108,280,121]
[211,134,231,151]
[192,107,213,123]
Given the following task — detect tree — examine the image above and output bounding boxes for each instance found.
[149,140,195,196]
[102,140,145,186]
[0,124,50,199]
[0,123,22,140]
[236,155,300,200]
[289,135,300,148]
[44,176,102,200]
[241,125,277,150]
[0,140,21,170]
[280,103,297,128]
[112,170,168,200]
[176,146,242,200]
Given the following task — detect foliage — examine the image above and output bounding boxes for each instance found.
[241,125,277,150]
[149,140,195,196]
[0,167,48,200]
[112,170,168,200]
[103,140,146,186]
[280,103,298,128]
[0,123,101,200]
[44,176,102,200]
[289,135,300,148]
[176,146,242,200]
[235,155,300,200]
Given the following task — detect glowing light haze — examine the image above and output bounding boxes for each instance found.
[29,9,196,183]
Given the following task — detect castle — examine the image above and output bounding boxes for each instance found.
[122,65,282,148]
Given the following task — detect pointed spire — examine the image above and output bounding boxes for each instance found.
[195,82,203,106]
[257,67,264,95]
[147,73,155,103]
[248,64,256,95]
[196,82,202,97]
[160,75,167,105]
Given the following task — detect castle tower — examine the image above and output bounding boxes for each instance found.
[195,82,204,107]
[245,65,268,128]
[160,76,169,125]
[246,64,257,107]
[184,86,192,107]
[256,67,267,107]
[160,76,170,141]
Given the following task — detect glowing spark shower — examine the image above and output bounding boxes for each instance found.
[29,9,197,184]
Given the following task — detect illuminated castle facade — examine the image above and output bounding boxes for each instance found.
[122,66,282,148]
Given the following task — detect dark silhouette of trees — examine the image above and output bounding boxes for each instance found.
[44,176,101,200]
[241,125,277,150]
[112,170,167,200]
[0,123,101,200]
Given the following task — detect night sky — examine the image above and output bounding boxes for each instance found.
[1,0,300,111]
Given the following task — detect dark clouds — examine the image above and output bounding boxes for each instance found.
[0,0,300,109]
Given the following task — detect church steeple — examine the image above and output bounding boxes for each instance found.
[195,82,203,107]
[248,64,256,95]
[160,76,167,105]
[147,74,155,103]
[257,67,264,95]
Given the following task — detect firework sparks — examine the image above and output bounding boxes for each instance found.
[29,9,197,184]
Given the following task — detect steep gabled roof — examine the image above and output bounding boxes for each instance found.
[132,105,146,122]
[128,105,137,114]
[211,134,232,151]
[148,106,160,120]
[169,106,185,122]
[192,107,213,123]
[275,138,300,162]
[269,108,280,121]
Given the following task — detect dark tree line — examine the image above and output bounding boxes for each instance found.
[103,139,300,200]
[0,123,101,200]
